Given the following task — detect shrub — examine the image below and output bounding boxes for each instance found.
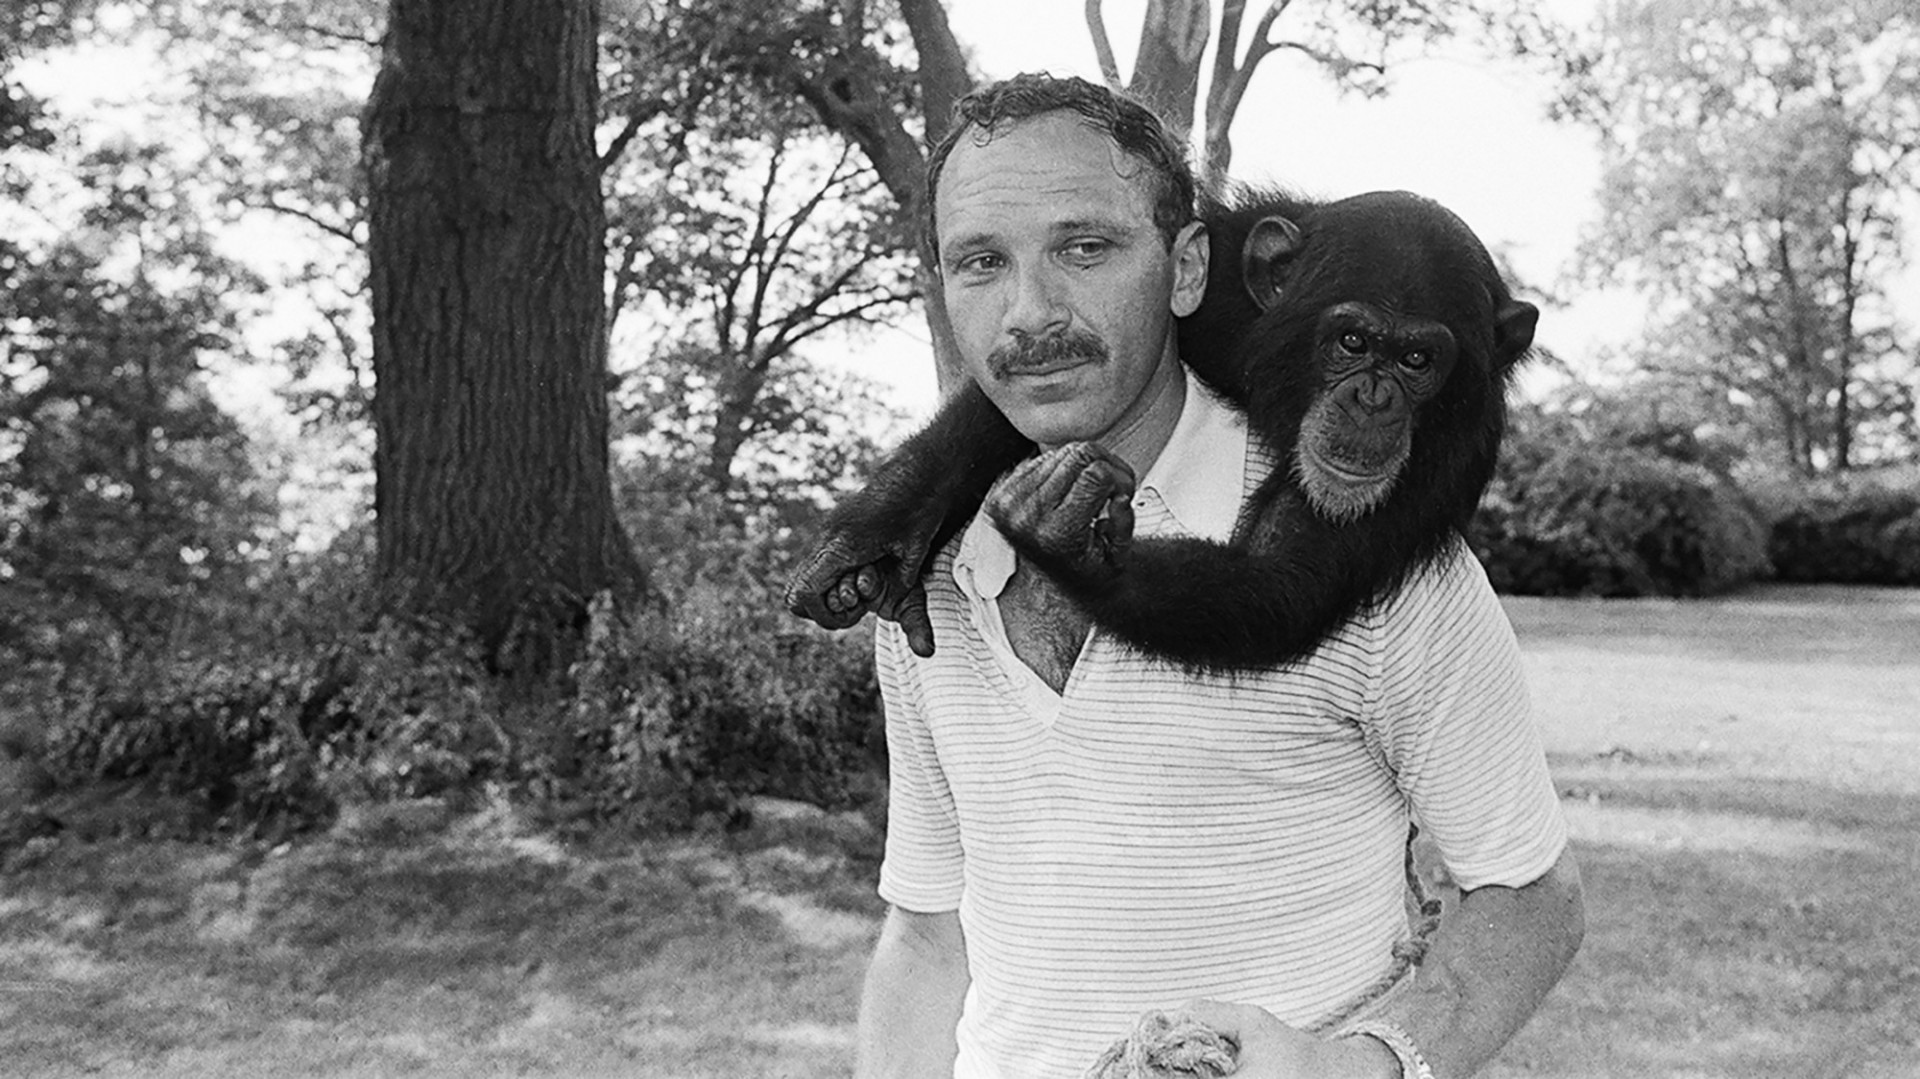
[18,463,888,839]
[38,655,331,834]
[541,569,882,833]
[1761,470,1920,586]
[1473,410,1771,597]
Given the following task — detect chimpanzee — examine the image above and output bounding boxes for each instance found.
[783,187,1536,671]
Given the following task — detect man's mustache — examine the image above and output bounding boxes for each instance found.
[988,328,1111,379]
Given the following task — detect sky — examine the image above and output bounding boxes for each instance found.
[844,0,1643,420]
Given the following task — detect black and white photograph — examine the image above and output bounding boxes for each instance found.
[2,1,1916,1075]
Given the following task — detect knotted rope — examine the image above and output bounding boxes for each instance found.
[1084,825,1444,1079]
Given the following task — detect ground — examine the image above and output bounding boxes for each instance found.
[1,584,1917,1078]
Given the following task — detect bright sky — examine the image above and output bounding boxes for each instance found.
[848,0,1644,420]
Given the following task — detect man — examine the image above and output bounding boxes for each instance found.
[858,73,1583,1079]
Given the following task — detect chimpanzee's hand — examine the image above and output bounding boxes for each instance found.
[783,522,939,658]
[985,442,1136,581]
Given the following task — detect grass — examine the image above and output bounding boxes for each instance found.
[2,583,1917,1077]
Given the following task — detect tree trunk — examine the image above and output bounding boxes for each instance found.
[364,0,644,677]
[1127,0,1209,137]
[787,10,972,392]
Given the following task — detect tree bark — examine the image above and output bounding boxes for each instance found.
[1127,0,1210,138]
[364,0,644,677]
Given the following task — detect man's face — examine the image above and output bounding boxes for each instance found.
[934,112,1205,448]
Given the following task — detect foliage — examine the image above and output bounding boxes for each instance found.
[1472,399,1771,596]
[1751,465,1920,585]
[147,0,383,426]
[18,474,885,838]
[602,6,918,497]
[0,0,104,156]
[554,462,885,828]
[1557,0,1920,473]
[0,139,275,665]
[551,585,880,832]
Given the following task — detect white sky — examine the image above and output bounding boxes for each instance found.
[846,0,1646,420]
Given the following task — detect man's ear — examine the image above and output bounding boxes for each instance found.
[1242,215,1304,312]
[1170,220,1209,318]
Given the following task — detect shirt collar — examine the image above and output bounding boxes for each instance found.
[1137,366,1248,543]
[953,365,1248,601]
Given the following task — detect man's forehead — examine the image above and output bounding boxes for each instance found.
[936,113,1158,235]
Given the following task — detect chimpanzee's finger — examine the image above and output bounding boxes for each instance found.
[894,583,937,658]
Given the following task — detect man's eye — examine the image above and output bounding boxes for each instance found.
[954,252,1004,275]
[1062,239,1111,261]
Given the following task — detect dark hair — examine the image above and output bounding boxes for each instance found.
[923,73,1197,262]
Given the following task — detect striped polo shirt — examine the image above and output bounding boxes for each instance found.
[874,370,1569,1079]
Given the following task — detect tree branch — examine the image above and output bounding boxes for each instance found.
[261,195,360,245]
[765,144,859,295]
[766,285,919,358]
[736,140,789,356]
[762,258,873,363]
[1086,0,1124,87]
[900,0,971,141]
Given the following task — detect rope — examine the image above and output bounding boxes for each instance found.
[1084,824,1443,1078]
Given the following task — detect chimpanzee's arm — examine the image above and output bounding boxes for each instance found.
[991,457,1454,672]
[1044,500,1422,672]
[784,382,1032,654]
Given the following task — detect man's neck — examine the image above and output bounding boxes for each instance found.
[1045,354,1187,477]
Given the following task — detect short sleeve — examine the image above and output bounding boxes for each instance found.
[1364,542,1569,890]
[873,623,966,912]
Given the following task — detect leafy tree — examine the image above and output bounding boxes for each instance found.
[1,0,104,158]
[1559,0,1920,473]
[599,42,916,497]
[154,1,383,424]
[0,142,271,661]
[363,0,646,678]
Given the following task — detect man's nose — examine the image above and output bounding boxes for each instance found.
[1002,260,1068,337]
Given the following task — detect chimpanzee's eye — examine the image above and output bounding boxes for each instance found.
[1339,331,1367,354]
[1402,349,1432,370]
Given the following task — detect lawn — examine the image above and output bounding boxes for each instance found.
[1,584,1916,1077]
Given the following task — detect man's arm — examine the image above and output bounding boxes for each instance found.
[1386,851,1584,1076]
[1189,851,1585,1077]
[857,905,971,1079]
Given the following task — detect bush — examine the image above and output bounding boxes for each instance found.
[36,656,331,834]
[1757,467,1920,586]
[540,585,880,832]
[1473,410,1771,597]
[14,463,887,839]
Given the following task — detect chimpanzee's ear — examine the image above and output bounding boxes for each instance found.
[1242,216,1304,312]
[1494,300,1539,369]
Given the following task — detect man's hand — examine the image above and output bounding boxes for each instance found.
[784,532,939,657]
[985,442,1137,579]
[1179,1001,1396,1079]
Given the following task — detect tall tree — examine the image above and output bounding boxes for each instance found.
[1560,0,1920,472]
[1,143,270,657]
[598,5,916,498]
[608,130,914,496]
[363,0,644,676]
